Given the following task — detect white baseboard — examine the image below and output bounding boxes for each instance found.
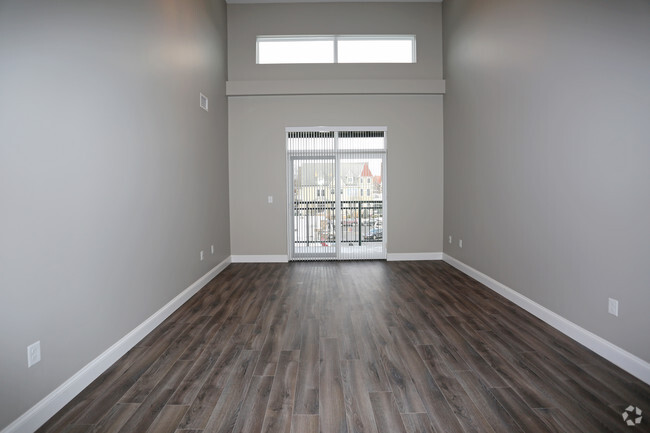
[386,252,443,261]
[442,253,650,385]
[231,255,288,263]
[233,253,442,263]
[2,256,232,433]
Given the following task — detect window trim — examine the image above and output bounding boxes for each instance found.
[336,35,416,64]
[256,35,416,65]
[256,36,335,65]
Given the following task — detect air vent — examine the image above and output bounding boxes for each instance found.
[200,93,208,111]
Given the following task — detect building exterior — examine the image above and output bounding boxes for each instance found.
[295,161,382,202]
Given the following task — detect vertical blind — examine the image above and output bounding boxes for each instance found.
[287,128,386,261]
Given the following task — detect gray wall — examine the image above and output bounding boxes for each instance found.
[229,95,444,256]
[443,0,650,361]
[0,0,230,428]
[228,2,443,81]
[227,2,444,257]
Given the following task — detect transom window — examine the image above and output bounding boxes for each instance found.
[257,35,416,64]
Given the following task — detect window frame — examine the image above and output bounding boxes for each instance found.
[256,35,335,65]
[256,35,416,65]
[336,35,416,64]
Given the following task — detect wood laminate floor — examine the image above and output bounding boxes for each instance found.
[38,261,650,433]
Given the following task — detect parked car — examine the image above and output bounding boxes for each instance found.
[364,229,383,240]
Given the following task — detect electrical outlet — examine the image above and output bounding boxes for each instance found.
[608,298,618,316]
[27,341,41,367]
[459,239,463,248]
[268,195,273,204]
[200,251,204,261]
[211,245,214,254]
[449,235,452,244]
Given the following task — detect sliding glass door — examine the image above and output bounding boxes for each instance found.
[287,128,386,261]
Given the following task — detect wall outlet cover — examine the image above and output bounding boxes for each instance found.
[27,341,41,367]
[608,298,619,316]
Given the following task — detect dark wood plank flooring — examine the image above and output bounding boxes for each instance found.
[38,261,650,433]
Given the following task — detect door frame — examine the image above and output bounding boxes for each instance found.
[286,127,388,261]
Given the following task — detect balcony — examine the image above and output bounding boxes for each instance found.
[293,200,383,247]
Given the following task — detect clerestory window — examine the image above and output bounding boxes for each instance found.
[257,35,416,64]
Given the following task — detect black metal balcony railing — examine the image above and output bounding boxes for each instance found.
[293,200,383,246]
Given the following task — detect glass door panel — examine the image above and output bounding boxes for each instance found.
[291,157,337,260]
[339,157,384,260]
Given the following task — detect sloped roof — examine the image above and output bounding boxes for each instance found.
[360,162,373,177]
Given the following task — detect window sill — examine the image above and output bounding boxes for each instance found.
[226,79,445,96]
